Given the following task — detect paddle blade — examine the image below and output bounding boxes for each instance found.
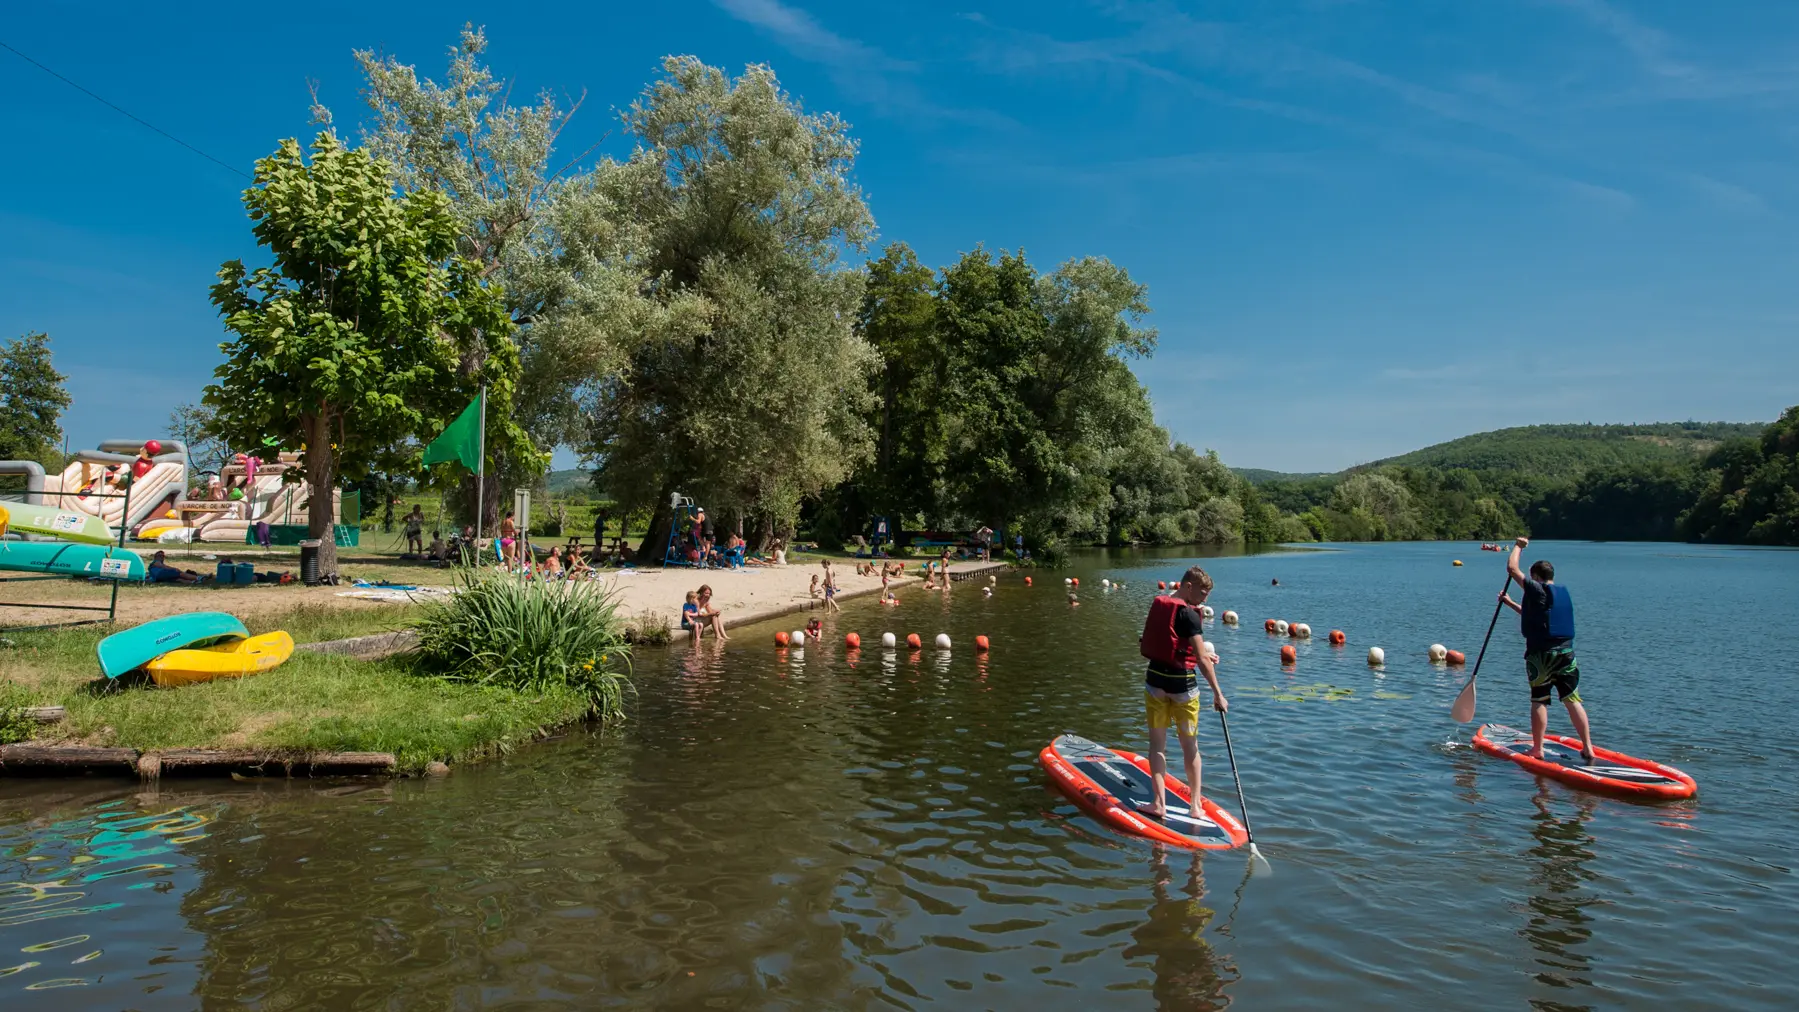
[1450,674,1478,723]
[1248,842,1273,877]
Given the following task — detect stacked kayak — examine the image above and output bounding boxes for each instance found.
[97,612,293,687]
[0,539,144,580]
[1473,724,1697,801]
[0,500,116,545]
[1041,733,1248,850]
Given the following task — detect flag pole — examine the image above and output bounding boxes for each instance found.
[475,384,487,548]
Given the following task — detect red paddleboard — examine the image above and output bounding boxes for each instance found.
[1040,733,1248,850]
[1473,724,1697,801]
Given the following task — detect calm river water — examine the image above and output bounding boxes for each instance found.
[2,541,1795,1010]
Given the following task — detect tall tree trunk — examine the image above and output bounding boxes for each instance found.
[305,412,338,576]
[637,494,673,567]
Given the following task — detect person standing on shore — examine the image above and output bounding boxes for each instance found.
[1499,537,1595,764]
[1137,566,1228,820]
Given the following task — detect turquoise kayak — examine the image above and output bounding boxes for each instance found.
[0,539,145,581]
[97,612,248,679]
[0,500,116,545]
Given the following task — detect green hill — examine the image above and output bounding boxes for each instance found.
[1365,422,1762,480]
[544,468,599,496]
[1232,467,1330,485]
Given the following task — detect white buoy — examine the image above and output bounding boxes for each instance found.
[988,575,997,585]
[1203,641,1220,661]
[1368,646,1386,666]
[1064,577,1073,586]
[935,633,952,650]
[1222,610,1239,625]
[792,630,807,646]
[881,632,897,648]
[1295,623,1311,639]
[1428,643,1448,663]
[1102,578,1111,588]
[1274,620,1290,635]
[982,586,992,597]
[1201,605,1215,618]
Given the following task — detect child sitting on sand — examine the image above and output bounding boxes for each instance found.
[810,573,822,599]
[682,591,703,639]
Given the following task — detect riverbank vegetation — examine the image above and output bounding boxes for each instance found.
[0,597,616,770]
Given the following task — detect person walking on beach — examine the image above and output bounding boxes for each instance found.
[1499,537,1595,764]
[822,560,841,612]
[1137,566,1228,820]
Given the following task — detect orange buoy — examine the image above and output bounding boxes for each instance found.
[1329,629,1346,646]
[1288,622,1301,638]
[1158,581,1167,590]
[1446,649,1466,665]
[1024,576,1033,586]
[845,632,861,649]
[1264,618,1278,633]
[906,633,922,649]
[975,635,990,652]
[1280,644,1297,664]
[1071,577,1079,587]
[775,630,790,646]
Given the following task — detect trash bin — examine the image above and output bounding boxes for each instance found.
[299,539,322,586]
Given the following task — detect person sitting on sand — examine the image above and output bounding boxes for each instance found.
[566,548,591,579]
[695,584,729,640]
[543,550,563,580]
[681,590,703,639]
[810,573,822,599]
[427,531,447,561]
[146,550,197,584]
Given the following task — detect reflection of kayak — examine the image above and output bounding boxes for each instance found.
[145,631,293,687]
[97,612,248,679]
[0,539,144,581]
[0,500,115,545]
[1040,733,1248,849]
[1473,724,1697,801]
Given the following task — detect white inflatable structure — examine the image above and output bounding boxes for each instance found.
[140,453,341,544]
[40,439,188,534]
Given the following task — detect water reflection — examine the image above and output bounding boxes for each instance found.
[1124,846,1232,1011]
[1521,787,1600,1012]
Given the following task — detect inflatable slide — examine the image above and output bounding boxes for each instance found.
[40,439,188,535]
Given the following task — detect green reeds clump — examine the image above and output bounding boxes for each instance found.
[409,569,633,721]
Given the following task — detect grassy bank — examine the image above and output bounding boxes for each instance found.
[0,596,606,773]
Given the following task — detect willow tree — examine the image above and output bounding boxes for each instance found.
[584,57,879,554]
[344,26,660,523]
[206,133,515,575]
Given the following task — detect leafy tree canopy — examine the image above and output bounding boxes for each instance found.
[0,332,71,464]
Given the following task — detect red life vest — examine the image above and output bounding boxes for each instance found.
[1140,595,1196,671]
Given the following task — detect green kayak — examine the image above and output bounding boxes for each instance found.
[0,539,145,581]
[0,500,115,545]
[97,612,249,679]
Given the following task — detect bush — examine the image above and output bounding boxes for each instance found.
[409,569,633,721]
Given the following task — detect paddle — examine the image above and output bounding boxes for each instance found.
[1451,572,1512,724]
[1217,710,1272,876]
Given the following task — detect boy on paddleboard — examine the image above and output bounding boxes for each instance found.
[1138,566,1228,819]
[1499,537,1596,764]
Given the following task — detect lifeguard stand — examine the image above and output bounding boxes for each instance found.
[662,493,701,567]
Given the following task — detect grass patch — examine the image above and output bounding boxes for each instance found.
[0,602,594,772]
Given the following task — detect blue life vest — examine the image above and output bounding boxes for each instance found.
[1545,585,1575,640]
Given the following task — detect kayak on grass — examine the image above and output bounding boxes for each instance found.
[0,539,144,581]
[96,612,248,679]
[1473,723,1697,801]
[0,500,117,545]
[1040,733,1248,850]
[144,630,294,687]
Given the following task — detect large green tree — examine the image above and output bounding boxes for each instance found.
[0,332,71,464]
[343,26,646,526]
[582,57,878,555]
[205,133,516,575]
[1683,405,1799,545]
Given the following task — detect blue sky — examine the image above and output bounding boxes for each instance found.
[4,1,1796,473]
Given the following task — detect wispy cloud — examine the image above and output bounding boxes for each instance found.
[1549,0,1698,81]
[712,0,909,72]
[1682,173,1766,213]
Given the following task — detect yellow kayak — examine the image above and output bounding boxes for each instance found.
[145,631,295,687]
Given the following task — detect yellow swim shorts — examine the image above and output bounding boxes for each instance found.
[1145,688,1201,736]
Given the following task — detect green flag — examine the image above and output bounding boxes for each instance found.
[421,393,484,474]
